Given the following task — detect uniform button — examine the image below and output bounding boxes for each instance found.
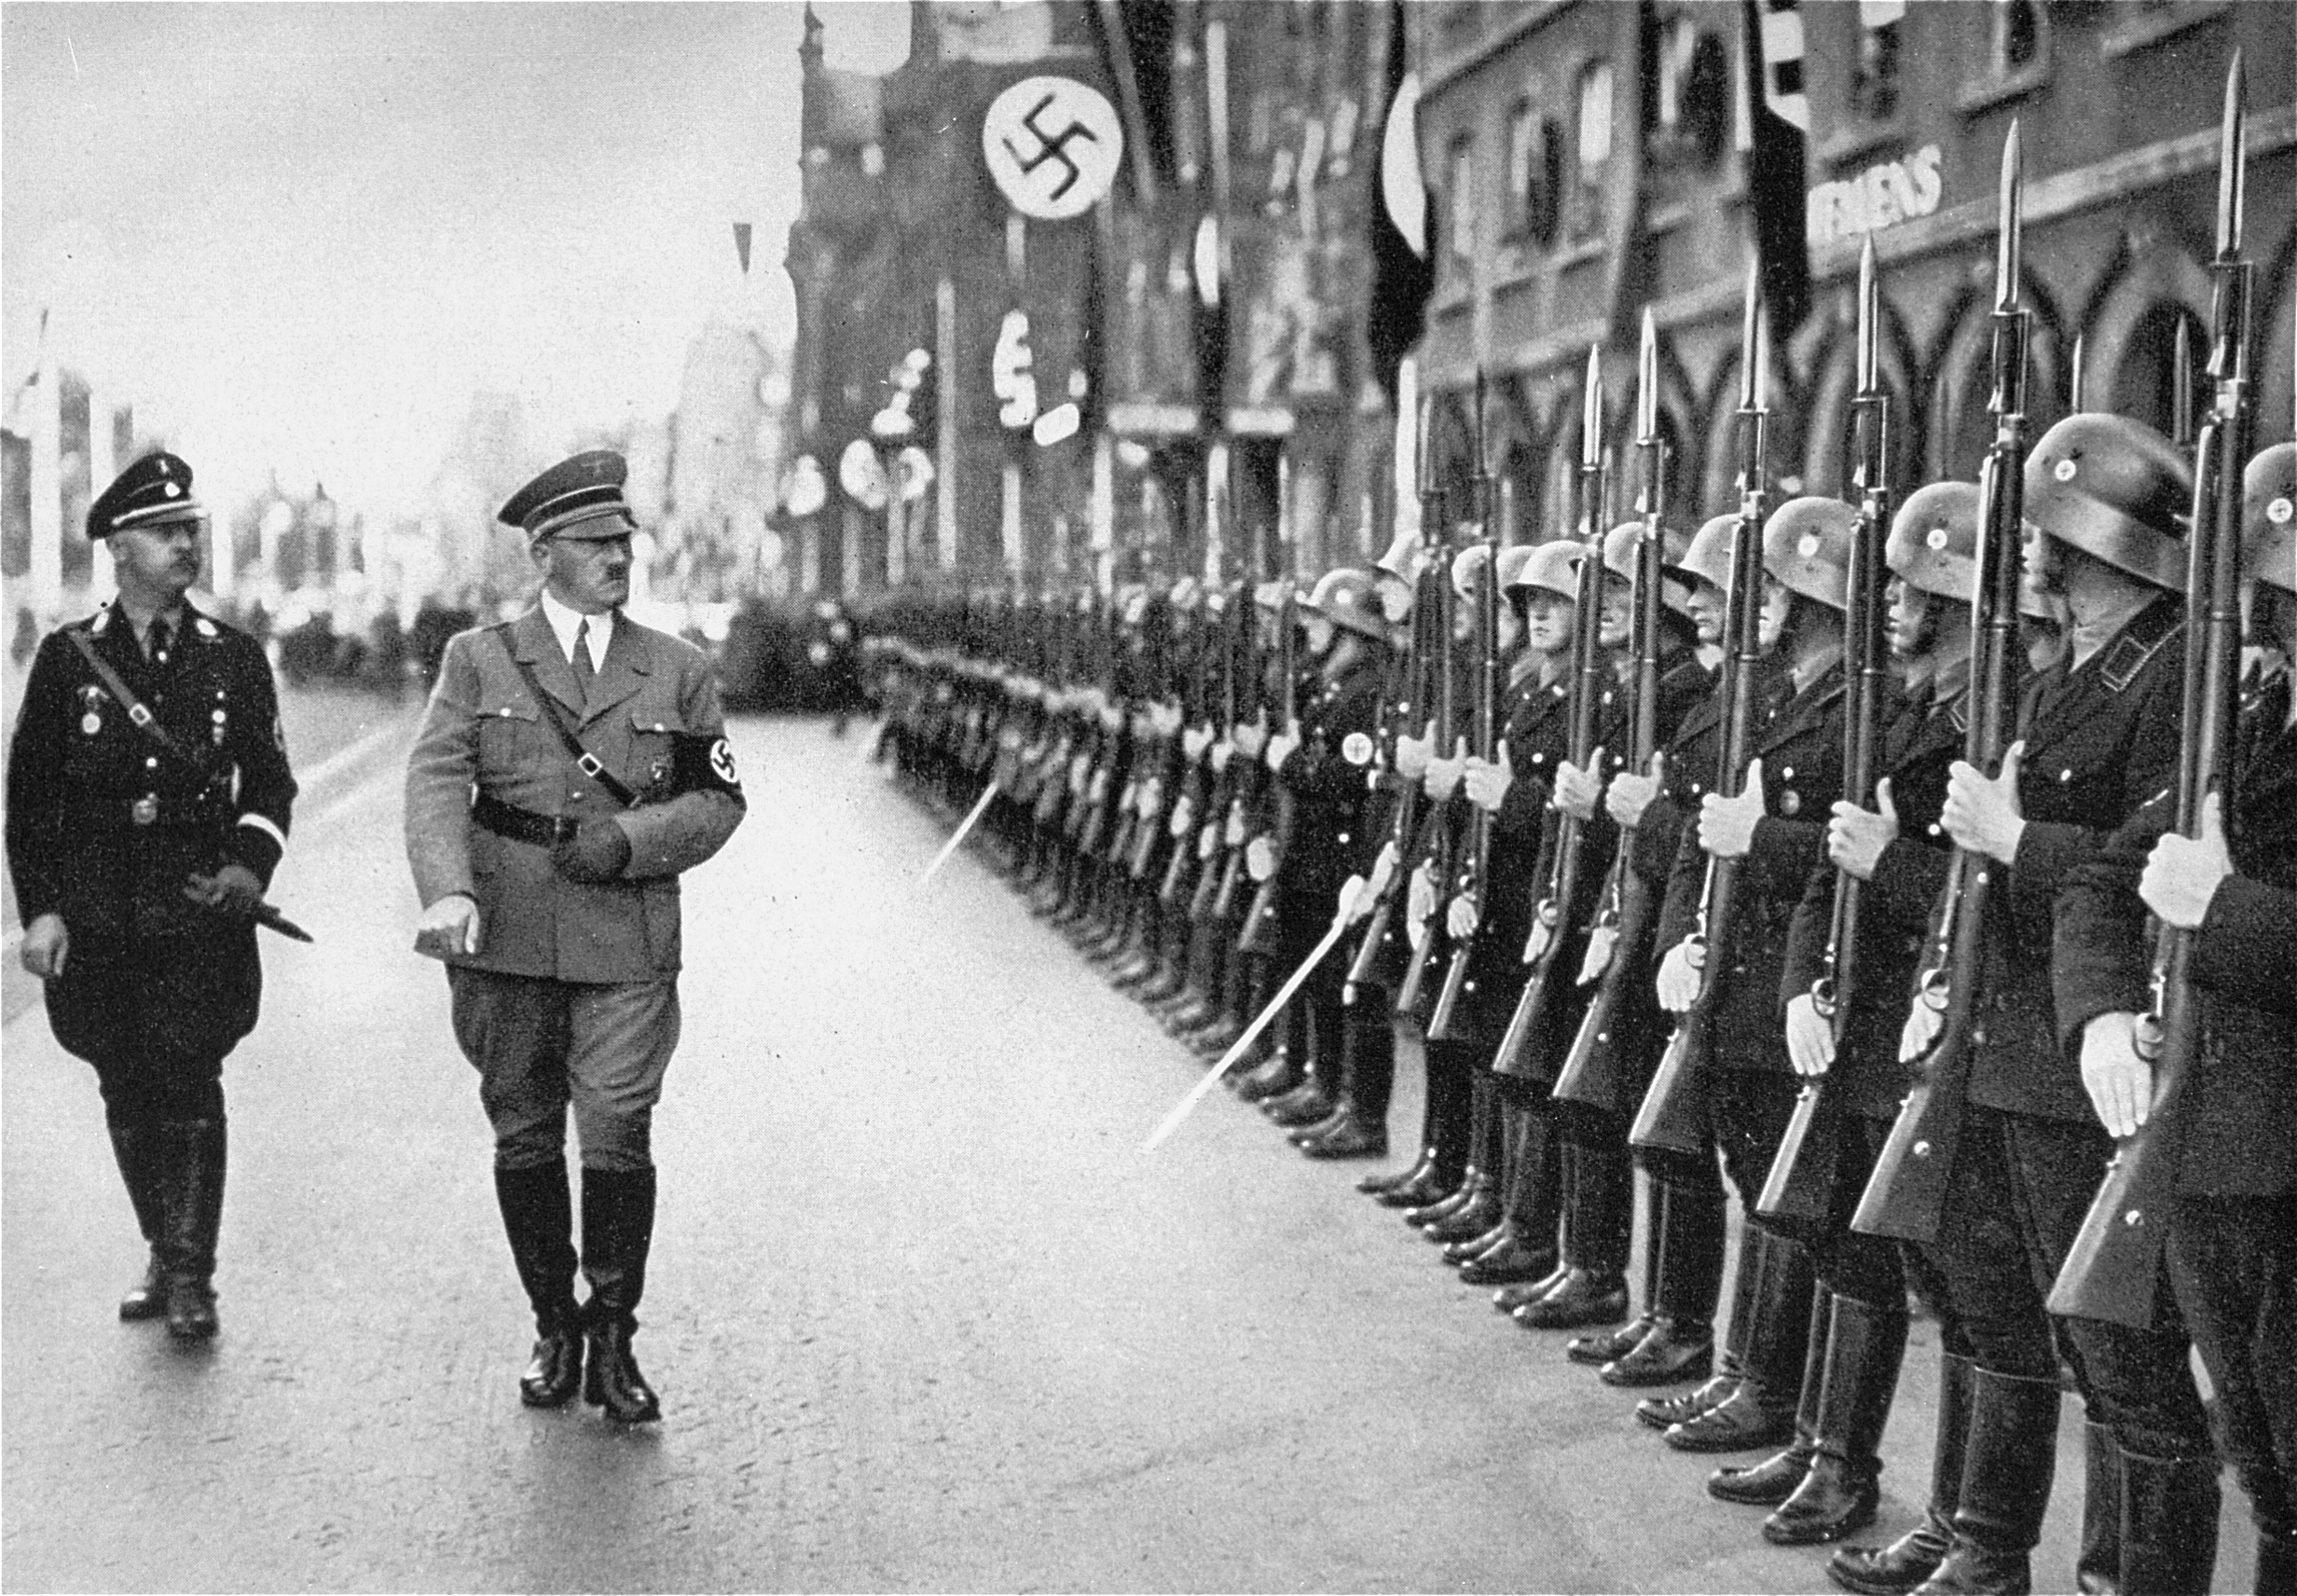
[1781,766,1794,779]
[1338,832,1350,845]
[2059,768,2073,783]
[145,756,158,770]
[1927,822,1942,836]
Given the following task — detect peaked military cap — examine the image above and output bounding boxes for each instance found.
[88,451,202,540]
[499,449,637,542]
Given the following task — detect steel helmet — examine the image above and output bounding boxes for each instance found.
[1307,567,1389,640]
[1451,543,1492,602]
[2243,440,2297,598]
[1762,497,1856,612]
[1507,539,1581,603]
[1672,513,1738,593]
[1887,481,1981,603]
[1602,520,1697,617]
[2023,413,2189,590]
[1373,523,1424,586]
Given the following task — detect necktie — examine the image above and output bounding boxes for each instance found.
[146,618,172,666]
[572,618,596,701]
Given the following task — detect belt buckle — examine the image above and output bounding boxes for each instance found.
[131,795,159,826]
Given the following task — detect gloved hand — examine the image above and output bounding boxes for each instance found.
[1827,778,1900,882]
[1184,723,1214,760]
[1784,990,1836,1078]
[1463,742,1514,814]
[19,913,69,979]
[1447,892,1480,941]
[1697,758,1767,860]
[1550,747,1605,820]
[1407,864,1436,940]
[1264,722,1302,774]
[1656,937,1705,1012]
[1339,874,1372,925]
[1424,737,1469,802]
[184,862,264,917]
[554,819,632,885]
[1606,756,1664,828]
[1246,835,1277,882]
[1395,720,1435,780]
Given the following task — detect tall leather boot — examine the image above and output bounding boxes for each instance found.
[106,1121,169,1321]
[158,1119,227,1341]
[1573,1167,1658,1367]
[2078,1421,2124,1595]
[1303,1002,1392,1160]
[2115,1449,2218,1596]
[1766,1293,1908,1544]
[495,1162,584,1407]
[580,1166,662,1424]
[1641,1219,1765,1429]
[1831,1351,1977,1594]
[1712,1287,1828,1504]
[1424,1078,1508,1243]
[1449,1105,1532,1264]
[1667,1228,1813,1452]
[1913,1368,2062,1596]
[1515,1130,1631,1329]
[1605,1165,1724,1387]
[1408,1070,1496,1229]
[1377,1039,1468,1207]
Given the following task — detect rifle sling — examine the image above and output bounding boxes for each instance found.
[493,624,641,807]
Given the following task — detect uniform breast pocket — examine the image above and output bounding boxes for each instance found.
[626,710,690,801]
[475,700,544,781]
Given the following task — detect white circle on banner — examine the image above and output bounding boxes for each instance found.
[983,77,1122,220]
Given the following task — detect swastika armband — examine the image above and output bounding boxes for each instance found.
[669,733,745,801]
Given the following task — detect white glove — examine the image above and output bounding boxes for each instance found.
[1245,835,1277,881]
[1447,893,1480,941]
[1656,937,1705,1012]
[1784,990,1836,1078]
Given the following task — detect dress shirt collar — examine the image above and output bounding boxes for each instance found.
[539,588,614,671]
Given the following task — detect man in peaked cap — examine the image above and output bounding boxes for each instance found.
[7,451,298,1343]
[404,449,746,1423]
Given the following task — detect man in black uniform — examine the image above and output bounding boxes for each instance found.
[7,452,298,1341]
[1896,413,2214,1596]
[2051,439,2297,1596]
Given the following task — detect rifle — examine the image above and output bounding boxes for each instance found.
[1240,452,1301,957]
[1345,537,1441,998]
[1428,372,1500,1040]
[1760,234,1895,1222]
[1554,318,1665,1110]
[1630,265,1775,1157]
[1495,350,1609,1079]
[2049,60,2252,1329]
[1852,125,2032,1245]
[1394,394,1459,1019]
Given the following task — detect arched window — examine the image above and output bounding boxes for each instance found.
[1575,61,1614,233]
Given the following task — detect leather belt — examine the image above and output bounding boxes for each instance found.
[473,791,576,846]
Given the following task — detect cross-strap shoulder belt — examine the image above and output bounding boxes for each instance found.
[491,622,640,807]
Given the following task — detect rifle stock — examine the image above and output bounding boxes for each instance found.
[2050,61,2251,1328]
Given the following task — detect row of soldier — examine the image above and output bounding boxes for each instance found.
[866,99,2291,1596]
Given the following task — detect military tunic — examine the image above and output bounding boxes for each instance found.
[6,601,296,1083]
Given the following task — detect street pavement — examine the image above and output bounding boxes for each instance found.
[1,710,2260,1593]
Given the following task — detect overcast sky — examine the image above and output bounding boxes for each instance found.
[2,2,913,522]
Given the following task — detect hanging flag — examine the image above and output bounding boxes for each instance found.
[1739,0,1811,335]
[733,223,753,275]
[1365,2,1434,409]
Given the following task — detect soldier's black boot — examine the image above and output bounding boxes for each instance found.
[1465,1102,1561,1286]
[1912,1369,2060,1596]
[580,1166,661,1424]
[106,1121,169,1322]
[1303,1003,1391,1160]
[1711,1288,1828,1504]
[1640,1224,1770,1431]
[1407,1069,1495,1228]
[1573,1165,1664,1366]
[1766,1293,1908,1544]
[495,1162,584,1408]
[1424,1079,1508,1243]
[158,1119,226,1342]
[1376,1040,1466,1206]
[1514,1129,1630,1329]
[1830,1350,1976,1594]
[1667,1229,1813,1453]
[2077,1421,2124,1595]
[2113,1448,2218,1596]
[1602,1167,1723,1384]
